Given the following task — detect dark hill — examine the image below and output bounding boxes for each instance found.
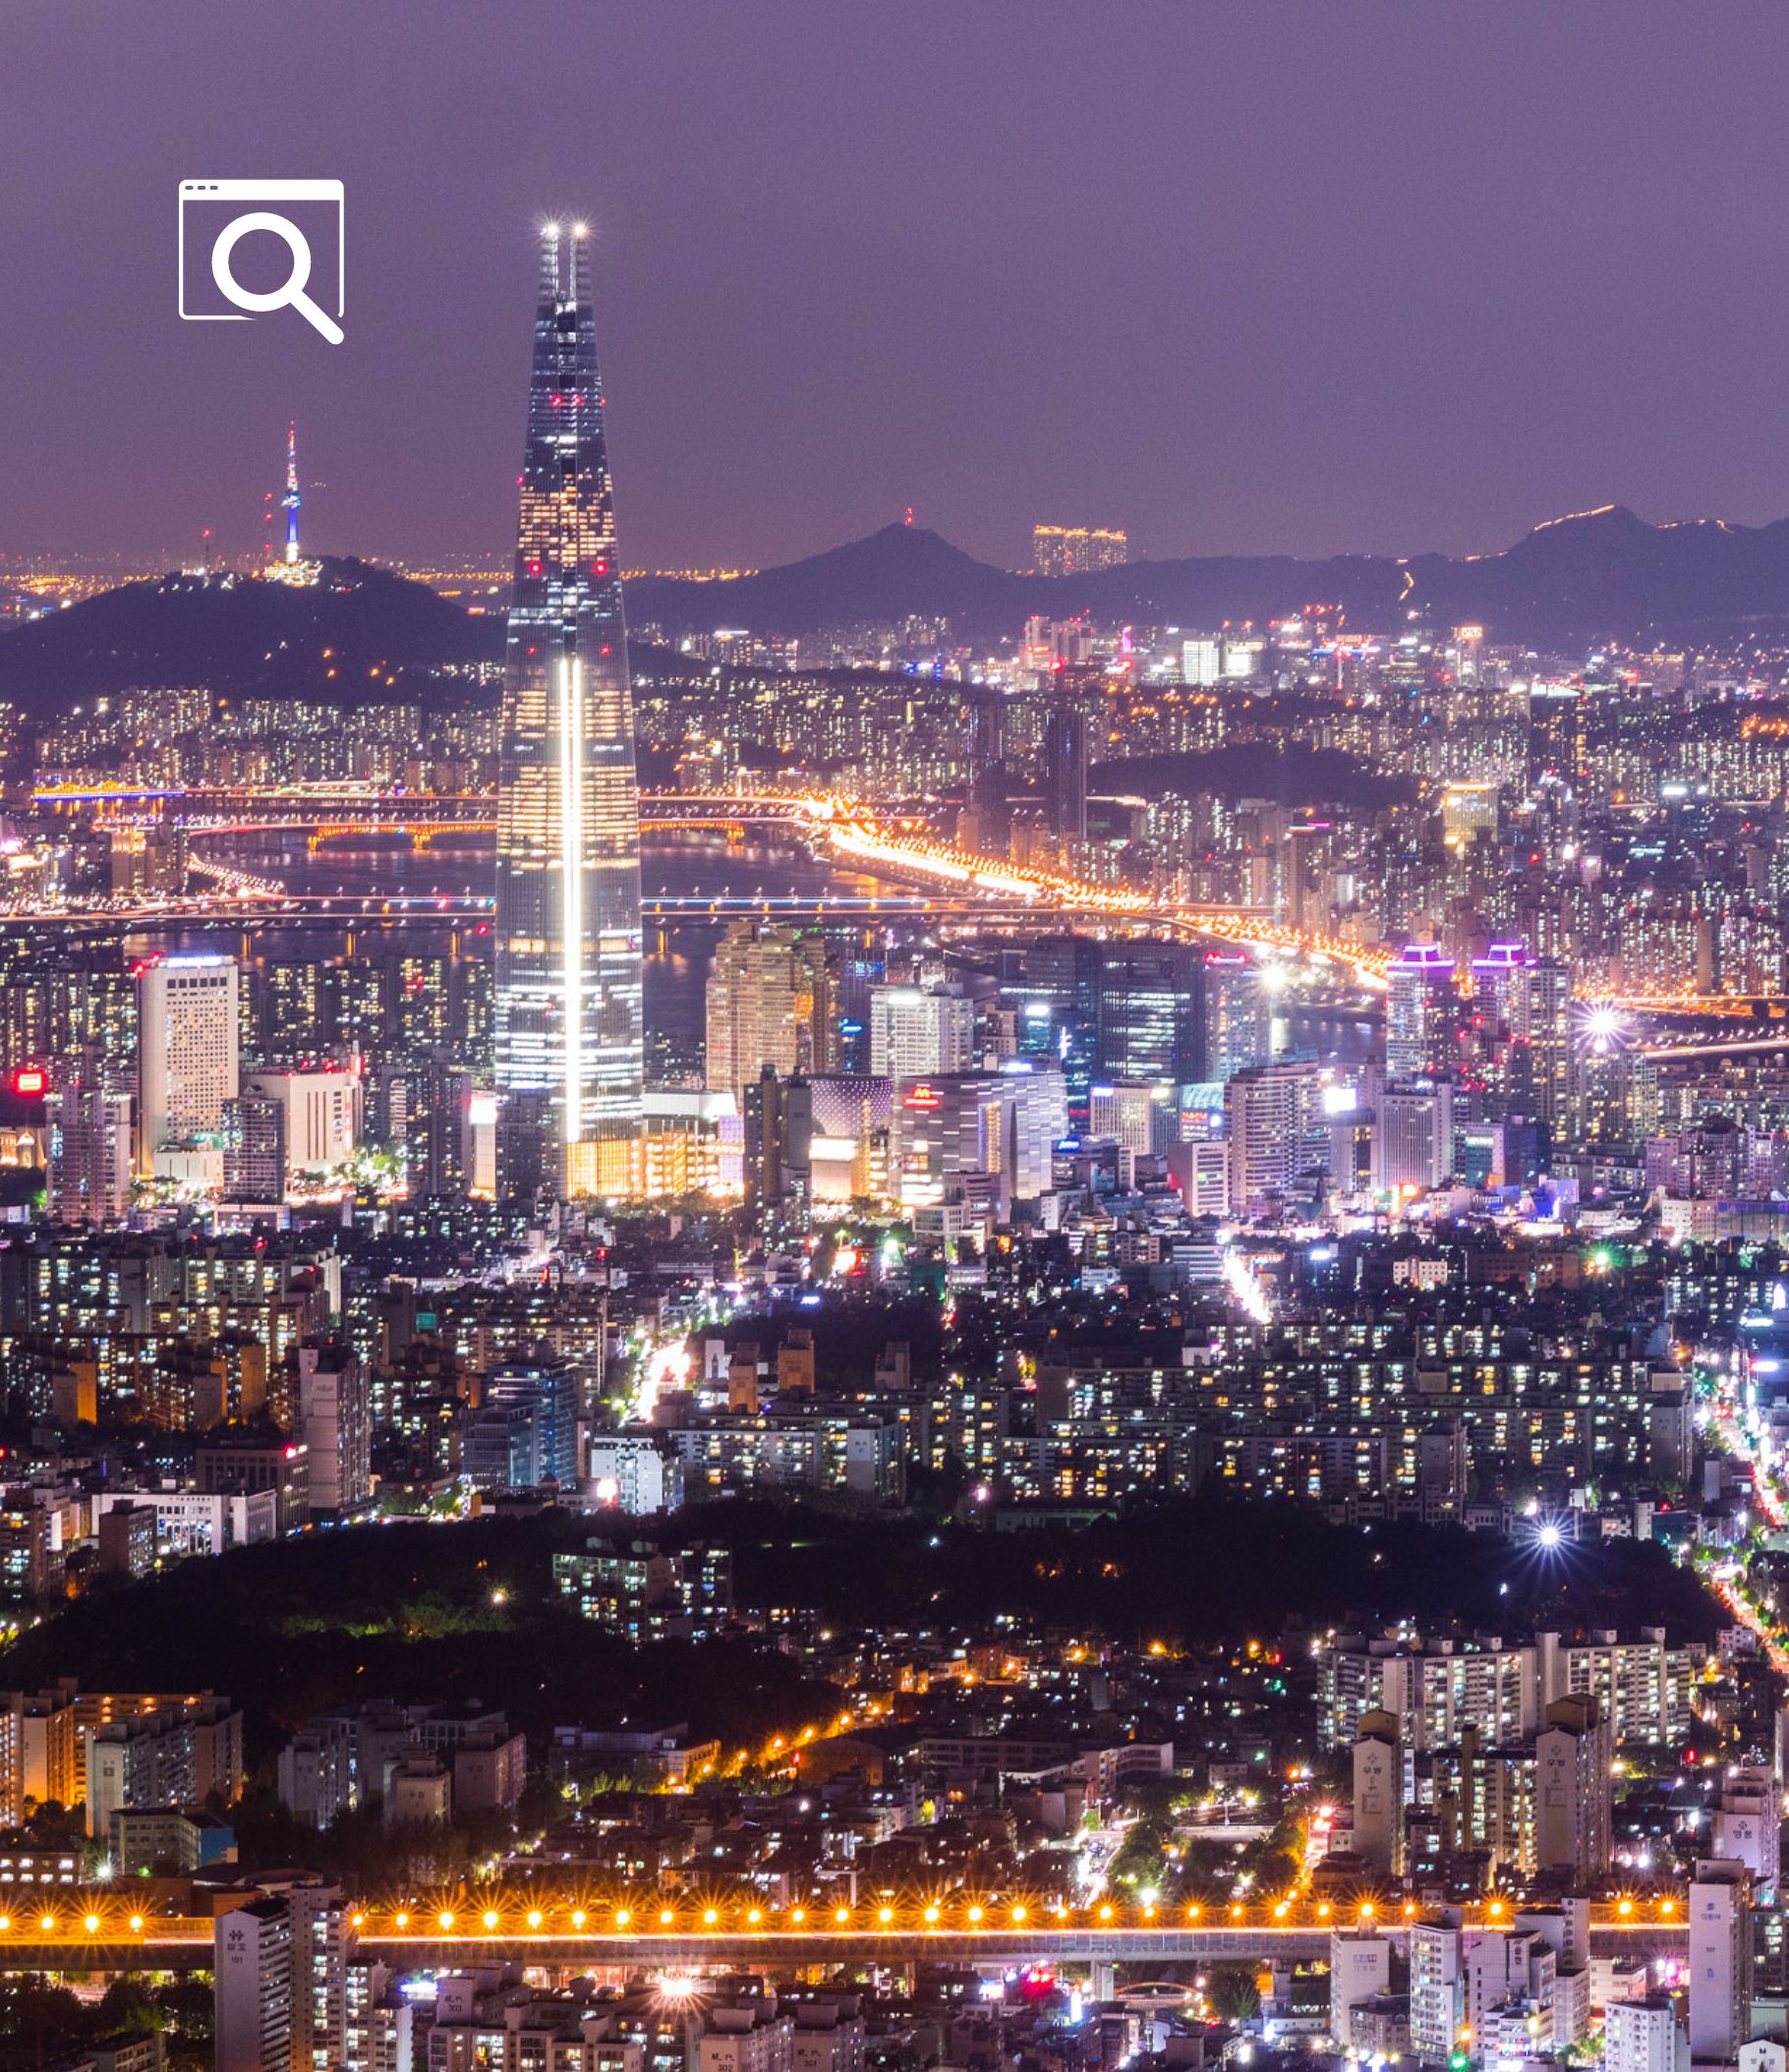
[1094,743,1416,812]
[0,556,504,719]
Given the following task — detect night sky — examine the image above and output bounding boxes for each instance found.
[5,1,1788,573]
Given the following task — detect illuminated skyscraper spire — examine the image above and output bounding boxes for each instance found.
[283,421,301,564]
[493,221,645,1197]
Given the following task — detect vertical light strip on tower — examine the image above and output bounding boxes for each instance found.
[559,653,584,1152]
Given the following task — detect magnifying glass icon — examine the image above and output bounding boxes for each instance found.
[210,209,344,344]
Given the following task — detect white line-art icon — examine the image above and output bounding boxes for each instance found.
[178,179,344,344]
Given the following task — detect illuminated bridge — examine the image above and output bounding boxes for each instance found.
[0,892,1129,930]
[34,782,1395,975]
[0,1893,1689,1977]
[63,781,1789,1003]
[34,786,815,839]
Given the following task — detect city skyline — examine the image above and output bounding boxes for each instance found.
[7,12,1789,2072]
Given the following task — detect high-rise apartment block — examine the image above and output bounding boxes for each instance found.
[1352,1707,1405,1872]
[706,923,832,1104]
[1688,1859,1753,2065]
[44,1052,133,1224]
[1385,943,1459,1079]
[1033,524,1128,576]
[297,1344,373,1518]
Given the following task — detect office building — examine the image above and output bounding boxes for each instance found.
[1373,1078,1455,1196]
[1202,951,1271,1083]
[869,984,974,1078]
[1182,635,1224,686]
[1227,1062,1320,1213]
[1088,1082,1176,1157]
[493,222,645,1198]
[244,1066,361,1182]
[1095,941,1200,1084]
[221,1093,286,1201]
[462,1356,581,1490]
[137,954,240,1172]
[889,1066,1067,1217]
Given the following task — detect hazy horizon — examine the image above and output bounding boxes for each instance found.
[7,2,1789,571]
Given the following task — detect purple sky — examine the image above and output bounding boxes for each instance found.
[5,1,1789,574]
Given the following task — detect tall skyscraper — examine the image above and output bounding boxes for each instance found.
[494,223,645,1197]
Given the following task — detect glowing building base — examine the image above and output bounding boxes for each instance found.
[565,1130,645,1200]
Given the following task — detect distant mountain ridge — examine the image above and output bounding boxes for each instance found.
[629,504,1789,647]
[8,505,1789,722]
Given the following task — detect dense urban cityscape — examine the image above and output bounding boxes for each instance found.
[14,11,1789,2072]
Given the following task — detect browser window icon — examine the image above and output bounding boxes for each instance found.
[177,178,344,344]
